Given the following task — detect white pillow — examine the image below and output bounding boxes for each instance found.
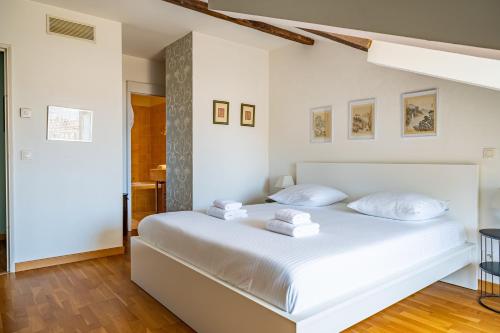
[269,184,348,207]
[347,192,448,221]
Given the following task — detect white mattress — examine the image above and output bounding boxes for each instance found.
[137,203,466,314]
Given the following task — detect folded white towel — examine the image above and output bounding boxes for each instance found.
[266,219,320,238]
[275,208,311,225]
[213,199,243,211]
[207,206,248,220]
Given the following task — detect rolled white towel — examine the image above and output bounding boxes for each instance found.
[275,208,311,225]
[266,219,319,238]
[207,206,248,220]
[213,199,243,211]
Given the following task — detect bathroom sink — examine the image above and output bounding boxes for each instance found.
[150,168,166,182]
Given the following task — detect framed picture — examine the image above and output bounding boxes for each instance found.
[310,105,333,143]
[349,98,376,140]
[240,104,255,127]
[213,100,229,125]
[47,106,93,142]
[402,89,438,137]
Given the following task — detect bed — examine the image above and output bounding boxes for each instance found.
[131,163,478,333]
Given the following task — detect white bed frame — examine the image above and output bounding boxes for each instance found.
[131,163,479,333]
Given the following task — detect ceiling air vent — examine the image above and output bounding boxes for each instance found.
[47,15,95,42]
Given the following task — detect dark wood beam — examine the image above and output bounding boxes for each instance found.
[162,0,314,45]
[302,29,371,52]
[209,0,500,51]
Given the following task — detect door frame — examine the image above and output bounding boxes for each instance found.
[0,44,13,272]
[125,81,164,231]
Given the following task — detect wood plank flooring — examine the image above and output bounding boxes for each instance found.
[0,238,498,332]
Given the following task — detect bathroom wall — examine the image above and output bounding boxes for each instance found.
[122,54,165,193]
[130,94,166,182]
[130,94,166,226]
[150,102,167,170]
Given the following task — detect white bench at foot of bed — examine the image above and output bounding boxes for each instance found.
[131,236,475,333]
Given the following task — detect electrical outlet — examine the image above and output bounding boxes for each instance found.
[483,147,496,159]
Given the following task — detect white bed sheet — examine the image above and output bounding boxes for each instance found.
[137,203,466,314]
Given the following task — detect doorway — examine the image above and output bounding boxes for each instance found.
[0,49,8,274]
[129,93,166,230]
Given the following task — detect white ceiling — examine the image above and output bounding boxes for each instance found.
[34,0,293,60]
[34,0,500,63]
[218,10,500,61]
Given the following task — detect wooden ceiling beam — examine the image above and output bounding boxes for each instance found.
[162,0,314,45]
[301,28,372,52]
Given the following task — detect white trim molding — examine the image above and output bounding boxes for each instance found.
[0,44,13,272]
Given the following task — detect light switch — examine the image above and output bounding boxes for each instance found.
[20,150,33,160]
[20,108,32,118]
[483,148,496,159]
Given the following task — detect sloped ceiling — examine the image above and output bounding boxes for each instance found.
[210,0,500,60]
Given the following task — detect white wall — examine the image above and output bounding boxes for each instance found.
[123,54,165,86]
[122,54,165,192]
[270,41,500,228]
[192,32,269,209]
[0,0,123,263]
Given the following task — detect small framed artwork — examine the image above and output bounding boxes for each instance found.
[402,88,438,137]
[310,105,333,143]
[349,98,376,140]
[213,100,229,125]
[240,103,255,127]
[47,106,93,142]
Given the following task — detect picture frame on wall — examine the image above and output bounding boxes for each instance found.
[240,103,255,127]
[310,105,333,143]
[401,88,438,137]
[47,106,93,142]
[348,98,376,140]
[213,100,229,125]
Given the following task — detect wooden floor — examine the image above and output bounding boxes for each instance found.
[0,240,499,333]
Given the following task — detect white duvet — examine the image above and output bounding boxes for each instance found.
[138,203,466,314]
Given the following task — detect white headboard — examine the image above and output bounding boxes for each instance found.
[297,162,479,243]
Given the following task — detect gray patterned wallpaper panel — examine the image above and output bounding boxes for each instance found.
[166,33,193,211]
